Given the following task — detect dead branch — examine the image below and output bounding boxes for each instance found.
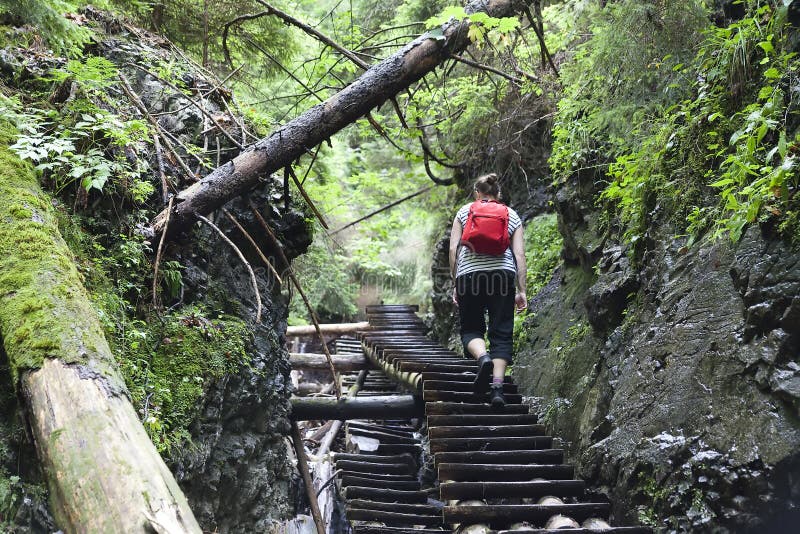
[196,214,262,323]
[128,63,244,150]
[118,73,199,182]
[152,196,173,309]
[329,186,433,235]
[248,201,341,398]
[524,2,558,76]
[291,422,326,534]
[152,132,170,204]
[254,0,369,69]
[451,53,524,85]
[287,166,329,229]
[221,208,283,285]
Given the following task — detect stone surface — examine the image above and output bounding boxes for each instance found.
[514,222,800,532]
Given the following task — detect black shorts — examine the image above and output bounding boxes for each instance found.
[455,270,515,363]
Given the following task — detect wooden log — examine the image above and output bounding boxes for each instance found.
[151,0,526,239]
[430,436,553,454]
[439,480,585,500]
[291,394,421,420]
[345,507,442,526]
[428,424,545,439]
[287,322,370,336]
[425,402,529,415]
[290,352,371,371]
[291,422,325,534]
[0,131,201,532]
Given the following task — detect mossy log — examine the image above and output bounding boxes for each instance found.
[0,128,201,533]
[152,0,524,239]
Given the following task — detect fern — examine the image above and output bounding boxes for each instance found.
[0,0,93,57]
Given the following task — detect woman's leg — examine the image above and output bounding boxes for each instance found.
[486,271,515,407]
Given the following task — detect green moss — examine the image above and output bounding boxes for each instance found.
[0,120,123,389]
[113,306,252,453]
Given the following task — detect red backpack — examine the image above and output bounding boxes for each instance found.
[460,200,510,256]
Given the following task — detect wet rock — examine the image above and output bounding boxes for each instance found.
[584,246,640,333]
[513,215,800,531]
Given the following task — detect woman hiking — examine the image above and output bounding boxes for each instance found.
[449,173,527,409]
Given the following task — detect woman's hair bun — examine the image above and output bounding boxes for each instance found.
[485,173,498,185]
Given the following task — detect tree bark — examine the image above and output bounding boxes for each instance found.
[290,352,371,372]
[291,395,420,420]
[286,322,370,336]
[0,131,201,533]
[152,0,524,239]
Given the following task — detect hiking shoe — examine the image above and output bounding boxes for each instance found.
[473,354,493,395]
[489,384,506,410]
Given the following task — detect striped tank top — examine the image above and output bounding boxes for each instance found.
[455,201,522,278]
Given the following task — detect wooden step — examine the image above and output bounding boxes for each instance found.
[353,528,452,534]
[343,486,427,503]
[400,362,477,373]
[338,471,417,482]
[426,402,530,415]
[334,460,415,475]
[443,502,610,525]
[438,463,572,481]
[421,372,514,383]
[440,479,585,500]
[497,529,652,534]
[424,380,518,393]
[430,436,551,453]
[346,507,442,526]
[333,452,417,465]
[348,499,441,515]
[339,475,420,490]
[427,413,538,426]
[423,390,523,403]
[428,424,546,439]
[433,449,564,467]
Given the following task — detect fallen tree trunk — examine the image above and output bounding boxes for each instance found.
[0,129,201,533]
[152,0,524,238]
[290,352,371,372]
[286,322,370,336]
[291,395,420,420]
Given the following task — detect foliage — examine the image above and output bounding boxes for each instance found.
[0,56,152,198]
[599,1,800,244]
[114,307,251,453]
[550,0,709,186]
[524,212,563,296]
[0,0,93,56]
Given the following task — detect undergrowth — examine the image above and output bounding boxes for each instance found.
[552,0,800,251]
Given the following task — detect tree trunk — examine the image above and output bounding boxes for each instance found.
[286,322,370,336]
[0,131,201,533]
[291,395,420,420]
[152,0,524,238]
[290,352,371,372]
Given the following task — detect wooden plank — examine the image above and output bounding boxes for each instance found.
[438,463,572,481]
[439,480,585,500]
[443,503,610,524]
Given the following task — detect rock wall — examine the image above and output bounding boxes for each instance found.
[513,176,800,531]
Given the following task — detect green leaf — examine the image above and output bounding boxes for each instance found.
[757,41,774,54]
[709,178,734,188]
[764,67,780,80]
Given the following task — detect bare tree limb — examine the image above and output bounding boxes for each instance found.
[329,186,434,235]
[221,208,283,285]
[152,196,173,309]
[119,73,199,182]
[248,201,341,398]
[152,0,525,238]
[196,214,262,323]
